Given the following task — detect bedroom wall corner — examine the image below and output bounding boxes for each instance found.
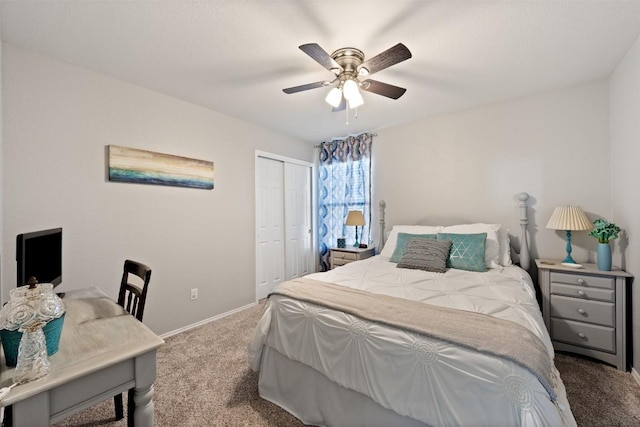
[0,44,315,335]
[610,32,640,371]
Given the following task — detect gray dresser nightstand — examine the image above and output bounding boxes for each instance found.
[330,247,375,269]
[536,259,633,371]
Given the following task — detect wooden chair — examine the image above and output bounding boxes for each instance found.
[114,259,152,426]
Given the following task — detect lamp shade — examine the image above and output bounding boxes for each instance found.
[546,206,592,231]
[347,89,364,109]
[343,79,359,99]
[325,87,342,108]
[345,210,366,226]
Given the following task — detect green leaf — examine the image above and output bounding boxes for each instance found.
[588,218,620,243]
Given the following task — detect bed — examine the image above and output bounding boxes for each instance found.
[248,194,577,427]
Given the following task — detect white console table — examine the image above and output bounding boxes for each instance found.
[0,287,164,426]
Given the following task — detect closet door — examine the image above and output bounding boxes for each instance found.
[256,157,285,300]
[284,163,312,280]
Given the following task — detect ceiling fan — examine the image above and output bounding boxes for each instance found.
[283,43,412,111]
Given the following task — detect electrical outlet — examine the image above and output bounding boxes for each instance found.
[190,288,198,300]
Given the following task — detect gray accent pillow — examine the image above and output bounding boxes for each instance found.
[389,233,437,263]
[396,238,453,273]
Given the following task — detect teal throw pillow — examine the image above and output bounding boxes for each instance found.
[390,233,437,263]
[437,232,487,272]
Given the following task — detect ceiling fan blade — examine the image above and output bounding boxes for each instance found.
[332,96,347,112]
[283,80,328,94]
[299,43,341,72]
[359,43,412,75]
[361,79,407,99]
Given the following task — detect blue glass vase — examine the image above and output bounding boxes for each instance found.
[597,243,612,271]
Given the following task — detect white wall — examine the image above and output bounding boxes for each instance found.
[373,79,611,265]
[1,44,314,335]
[610,33,640,371]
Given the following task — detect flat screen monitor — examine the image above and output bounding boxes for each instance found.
[16,227,62,287]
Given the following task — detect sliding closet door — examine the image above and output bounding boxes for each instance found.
[256,153,314,300]
[256,157,285,300]
[284,163,312,280]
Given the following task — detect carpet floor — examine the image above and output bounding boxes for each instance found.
[53,301,640,427]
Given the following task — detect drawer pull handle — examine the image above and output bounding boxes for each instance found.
[577,290,586,297]
[577,308,586,315]
[576,278,585,284]
[577,332,587,339]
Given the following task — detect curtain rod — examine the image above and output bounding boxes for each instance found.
[314,132,378,148]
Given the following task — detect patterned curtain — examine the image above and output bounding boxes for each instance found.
[318,133,372,271]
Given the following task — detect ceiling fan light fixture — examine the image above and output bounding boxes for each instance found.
[325,87,343,108]
[283,43,411,112]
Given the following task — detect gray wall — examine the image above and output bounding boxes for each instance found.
[372,78,611,265]
[1,44,315,335]
[610,33,640,373]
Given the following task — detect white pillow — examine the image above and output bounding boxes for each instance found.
[380,225,442,258]
[439,223,501,269]
[499,227,513,266]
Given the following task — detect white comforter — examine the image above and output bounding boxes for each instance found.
[249,256,577,427]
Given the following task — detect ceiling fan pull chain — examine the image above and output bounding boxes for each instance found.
[345,102,349,125]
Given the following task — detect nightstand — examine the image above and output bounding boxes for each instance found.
[536,259,632,371]
[330,247,375,269]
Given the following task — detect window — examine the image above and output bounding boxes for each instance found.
[317,134,372,271]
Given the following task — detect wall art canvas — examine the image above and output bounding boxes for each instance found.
[108,145,214,190]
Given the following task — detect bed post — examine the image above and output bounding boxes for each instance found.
[518,192,530,271]
[378,200,386,253]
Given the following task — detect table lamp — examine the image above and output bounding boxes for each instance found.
[546,206,592,264]
[0,282,65,383]
[345,210,366,247]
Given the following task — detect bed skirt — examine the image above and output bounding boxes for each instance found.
[258,346,427,427]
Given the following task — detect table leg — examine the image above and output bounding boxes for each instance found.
[133,384,154,427]
[133,350,157,427]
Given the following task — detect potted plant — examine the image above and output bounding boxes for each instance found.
[588,219,621,271]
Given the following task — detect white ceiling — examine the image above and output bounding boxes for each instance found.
[3,1,640,143]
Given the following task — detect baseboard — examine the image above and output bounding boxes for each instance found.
[160,301,258,339]
[632,367,640,387]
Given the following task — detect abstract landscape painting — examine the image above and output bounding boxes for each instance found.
[108,145,214,190]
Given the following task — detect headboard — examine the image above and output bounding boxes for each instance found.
[377,192,531,271]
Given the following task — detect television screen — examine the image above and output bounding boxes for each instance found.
[16,227,62,287]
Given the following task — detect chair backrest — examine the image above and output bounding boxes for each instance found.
[117,259,152,322]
